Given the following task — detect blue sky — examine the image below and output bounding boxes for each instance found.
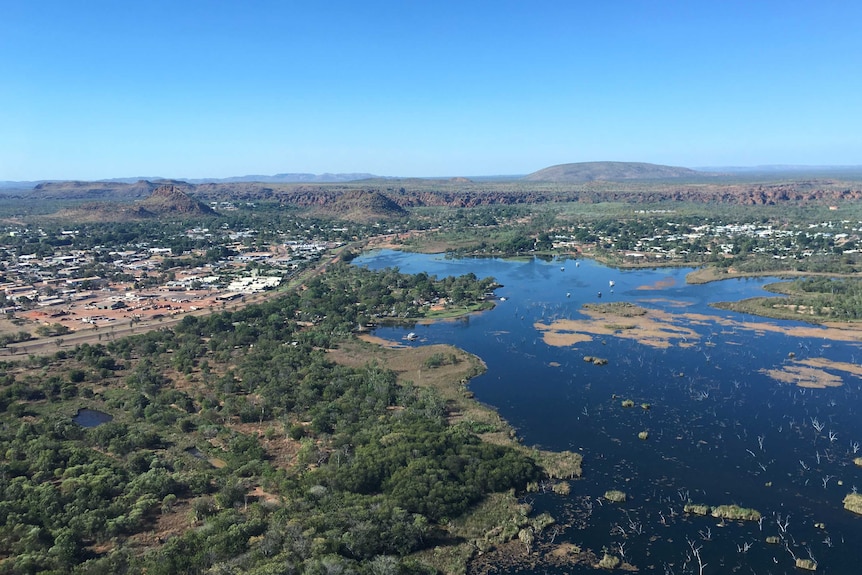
[3,1,861,180]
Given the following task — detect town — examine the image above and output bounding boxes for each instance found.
[4,201,862,352]
[0,216,344,348]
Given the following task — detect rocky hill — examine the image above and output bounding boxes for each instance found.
[523,161,709,182]
[48,184,215,221]
[309,189,408,222]
[137,184,216,216]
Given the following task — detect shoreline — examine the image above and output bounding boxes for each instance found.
[362,244,862,331]
[329,335,581,574]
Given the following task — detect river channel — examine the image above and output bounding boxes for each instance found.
[354,250,862,574]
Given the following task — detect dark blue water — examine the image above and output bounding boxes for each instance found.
[355,250,862,574]
[73,408,113,427]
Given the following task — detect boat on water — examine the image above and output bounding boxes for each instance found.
[406,332,418,341]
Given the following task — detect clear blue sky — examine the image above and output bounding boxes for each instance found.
[3,1,861,180]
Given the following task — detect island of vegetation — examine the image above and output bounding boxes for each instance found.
[684,503,762,521]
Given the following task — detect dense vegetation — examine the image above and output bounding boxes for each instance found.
[303,262,498,325]
[0,264,542,574]
[713,276,862,322]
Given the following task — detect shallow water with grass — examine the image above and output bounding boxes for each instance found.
[355,250,862,574]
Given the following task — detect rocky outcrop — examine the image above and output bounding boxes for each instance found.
[138,184,215,216]
[29,177,862,214]
[48,184,214,221]
[313,189,408,222]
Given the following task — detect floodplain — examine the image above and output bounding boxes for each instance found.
[357,248,862,574]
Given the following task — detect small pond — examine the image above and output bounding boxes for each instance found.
[73,408,113,428]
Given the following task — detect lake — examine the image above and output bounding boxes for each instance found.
[354,250,862,574]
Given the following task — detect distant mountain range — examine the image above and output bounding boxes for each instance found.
[5,162,862,191]
[0,172,380,190]
[186,173,380,184]
[697,165,862,175]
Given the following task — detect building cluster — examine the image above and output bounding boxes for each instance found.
[554,218,862,262]
[1,227,341,332]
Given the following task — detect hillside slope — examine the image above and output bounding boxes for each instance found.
[310,189,408,222]
[49,184,215,221]
[138,184,216,216]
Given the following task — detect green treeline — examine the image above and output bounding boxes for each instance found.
[300,262,498,328]
[0,264,538,574]
[712,276,862,322]
[775,277,862,320]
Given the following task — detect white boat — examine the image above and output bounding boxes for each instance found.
[609,280,615,287]
[406,332,418,341]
